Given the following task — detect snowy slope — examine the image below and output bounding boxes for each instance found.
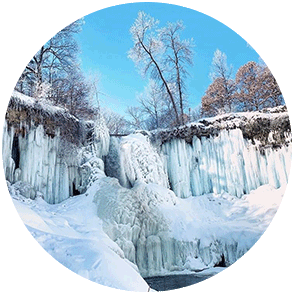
[8,181,151,292]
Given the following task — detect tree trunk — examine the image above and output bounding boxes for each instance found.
[139,39,180,126]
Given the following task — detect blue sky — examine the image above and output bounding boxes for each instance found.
[75,2,261,115]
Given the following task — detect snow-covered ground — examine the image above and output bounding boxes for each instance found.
[159,184,284,268]
[8,181,151,292]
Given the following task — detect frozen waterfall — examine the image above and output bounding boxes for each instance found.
[2,121,82,204]
[2,92,110,204]
[3,94,292,279]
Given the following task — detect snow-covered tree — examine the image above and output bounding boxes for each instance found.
[129,11,190,125]
[201,50,236,116]
[159,21,194,124]
[210,49,232,81]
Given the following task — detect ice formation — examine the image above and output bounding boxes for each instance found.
[105,133,169,189]
[2,91,110,204]
[2,92,292,284]
[91,115,110,159]
[2,121,81,203]
[161,128,291,198]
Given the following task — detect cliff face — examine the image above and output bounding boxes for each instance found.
[3,92,291,205]
[153,106,291,149]
[2,91,109,204]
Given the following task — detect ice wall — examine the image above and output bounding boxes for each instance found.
[2,121,81,204]
[2,92,110,204]
[161,128,291,198]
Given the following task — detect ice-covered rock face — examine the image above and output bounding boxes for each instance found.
[161,128,291,198]
[2,92,110,204]
[2,121,82,204]
[97,109,291,277]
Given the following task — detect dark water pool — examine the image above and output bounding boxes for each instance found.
[144,273,213,291]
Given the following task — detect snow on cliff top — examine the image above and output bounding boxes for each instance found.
[151,106,291,147]
[8,90,79,122]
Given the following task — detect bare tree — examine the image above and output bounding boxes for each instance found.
[137,79,165,130]
[159,21,193,124]
[190,105,203,122]
[18,19,83,98]
[259,65,284,107]
[102,108,128,135]
[126,106,144,130]
[128,11,181,126]
[201,77,236,116]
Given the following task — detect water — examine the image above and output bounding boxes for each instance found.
[144,273,213,291]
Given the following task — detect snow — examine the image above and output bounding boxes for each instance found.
[159,184,284,267]
[8,181,151,292]
[9,167,285,283]
[10,90,78,119]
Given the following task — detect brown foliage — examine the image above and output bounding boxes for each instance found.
[235,61,283,111]
[201,77,236,117]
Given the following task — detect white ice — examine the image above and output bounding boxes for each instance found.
[161,128,291,198]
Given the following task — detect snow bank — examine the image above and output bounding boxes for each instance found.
[8,181,150,292]
[159,184,284,268]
